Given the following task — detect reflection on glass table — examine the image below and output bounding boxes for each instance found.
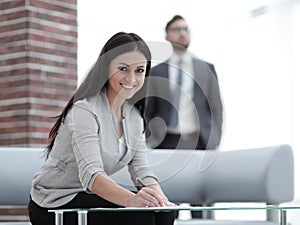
[49,204,300,225]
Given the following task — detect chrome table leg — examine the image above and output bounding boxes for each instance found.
[55,211,63,225]
[78,210,88,225]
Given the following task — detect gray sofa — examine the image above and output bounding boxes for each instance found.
[0,145,294,225]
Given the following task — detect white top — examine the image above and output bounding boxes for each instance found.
[118,135,126,159]
[168,52,199,134]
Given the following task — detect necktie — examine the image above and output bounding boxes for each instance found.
[168,59,183,130]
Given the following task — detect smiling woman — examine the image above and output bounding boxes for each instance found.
[107,50,148,138]
[27,32,176,225]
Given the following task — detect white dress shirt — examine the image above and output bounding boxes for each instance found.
[168,52,199,134]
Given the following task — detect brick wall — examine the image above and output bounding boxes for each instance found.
[0,0,77,147]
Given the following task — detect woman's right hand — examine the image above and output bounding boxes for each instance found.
[129,187,165,207]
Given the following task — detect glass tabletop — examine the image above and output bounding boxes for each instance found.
[49,204,300,225]
[49,204,300,213]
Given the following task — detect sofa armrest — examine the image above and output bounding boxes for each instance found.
[202,145,294,205]
[0,148,44,206]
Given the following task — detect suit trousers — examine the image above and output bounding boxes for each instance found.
[157,132,206,150]
[28,192,175,225]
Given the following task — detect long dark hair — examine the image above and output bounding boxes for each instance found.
[46,32,152,156]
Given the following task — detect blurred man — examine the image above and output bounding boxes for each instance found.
[146,15,223,151]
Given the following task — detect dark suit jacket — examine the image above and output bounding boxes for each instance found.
[145,58,223,149]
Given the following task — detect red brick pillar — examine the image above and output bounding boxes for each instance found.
[0,0,77,147]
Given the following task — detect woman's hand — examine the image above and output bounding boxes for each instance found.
[162,199,177,207]
[128,187,177,207]
[92,174,176,208]
[129,187,166,207]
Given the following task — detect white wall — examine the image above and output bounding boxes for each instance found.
[289,1,300,224]
[200,0,300,222]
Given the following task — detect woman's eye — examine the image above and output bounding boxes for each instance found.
[118,66,127,71]
[136,68,145,73]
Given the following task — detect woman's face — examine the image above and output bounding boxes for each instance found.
[107,50,147,102]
